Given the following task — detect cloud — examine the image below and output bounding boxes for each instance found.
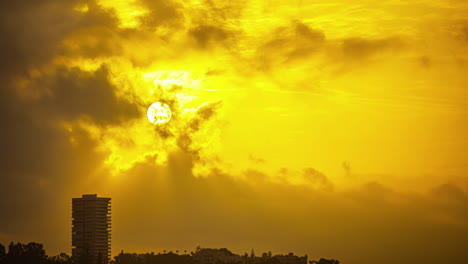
[0,0,138,240]
[0,79,106,246]
[302,168,334,191]
[253,20,410,75]
[138,0,184,29]
[255,22,326,70]
[0,0,119,79]
[342,161,351,177]
[341,37,404,60]
[189,25,233,49]
[177,101,223,161]
[459,24,468,43]
[38,65,140,125]
[200,0,247,21]
[107,152,468,264]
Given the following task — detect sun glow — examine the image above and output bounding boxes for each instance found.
[147,102,172,125]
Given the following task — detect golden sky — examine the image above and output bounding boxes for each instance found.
[0,0,467,263]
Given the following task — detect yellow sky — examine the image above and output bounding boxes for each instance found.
[66,0,468,188]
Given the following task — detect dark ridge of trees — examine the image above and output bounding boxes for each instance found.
[309,259,340,264]
[0,242,69,264]
[111,251,287,264]
[0,242,340,264]
[112,251,195,264]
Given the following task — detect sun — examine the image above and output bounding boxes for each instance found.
[147,102,172,125]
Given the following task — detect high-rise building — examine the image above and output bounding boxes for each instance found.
[72,194,111,264]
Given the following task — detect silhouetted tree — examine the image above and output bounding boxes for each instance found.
[111,251,194,264]
[6,242,47,264]
[0,243,6,261]
[47,253,70,264]
[260,257,281,264]
[0,242,332,264]
[310,259,340,264]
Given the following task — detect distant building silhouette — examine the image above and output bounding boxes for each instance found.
[72,194,111,264]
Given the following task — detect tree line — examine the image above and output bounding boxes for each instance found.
[0,242,198,264]
[0,242,340,264]
[0,242,69,264]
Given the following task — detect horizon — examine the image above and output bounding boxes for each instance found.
[0,0,467,264]
[0,242,311,258]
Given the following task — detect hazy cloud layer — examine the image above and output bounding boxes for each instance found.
[111,152,468,264]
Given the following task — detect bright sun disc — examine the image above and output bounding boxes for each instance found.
[147,102,172,125]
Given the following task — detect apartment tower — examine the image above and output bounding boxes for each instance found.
[72,194,111,264]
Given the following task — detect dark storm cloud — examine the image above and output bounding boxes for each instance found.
[0,80,106,244]
[0,0,139,248]
[0,63,135,245]
[0,74,130,251]
[0,0,128,170]
[60,5,122,59]
[0,0,119,79]
[38,65,140,125]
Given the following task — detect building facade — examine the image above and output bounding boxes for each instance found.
[72,194,111,264]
